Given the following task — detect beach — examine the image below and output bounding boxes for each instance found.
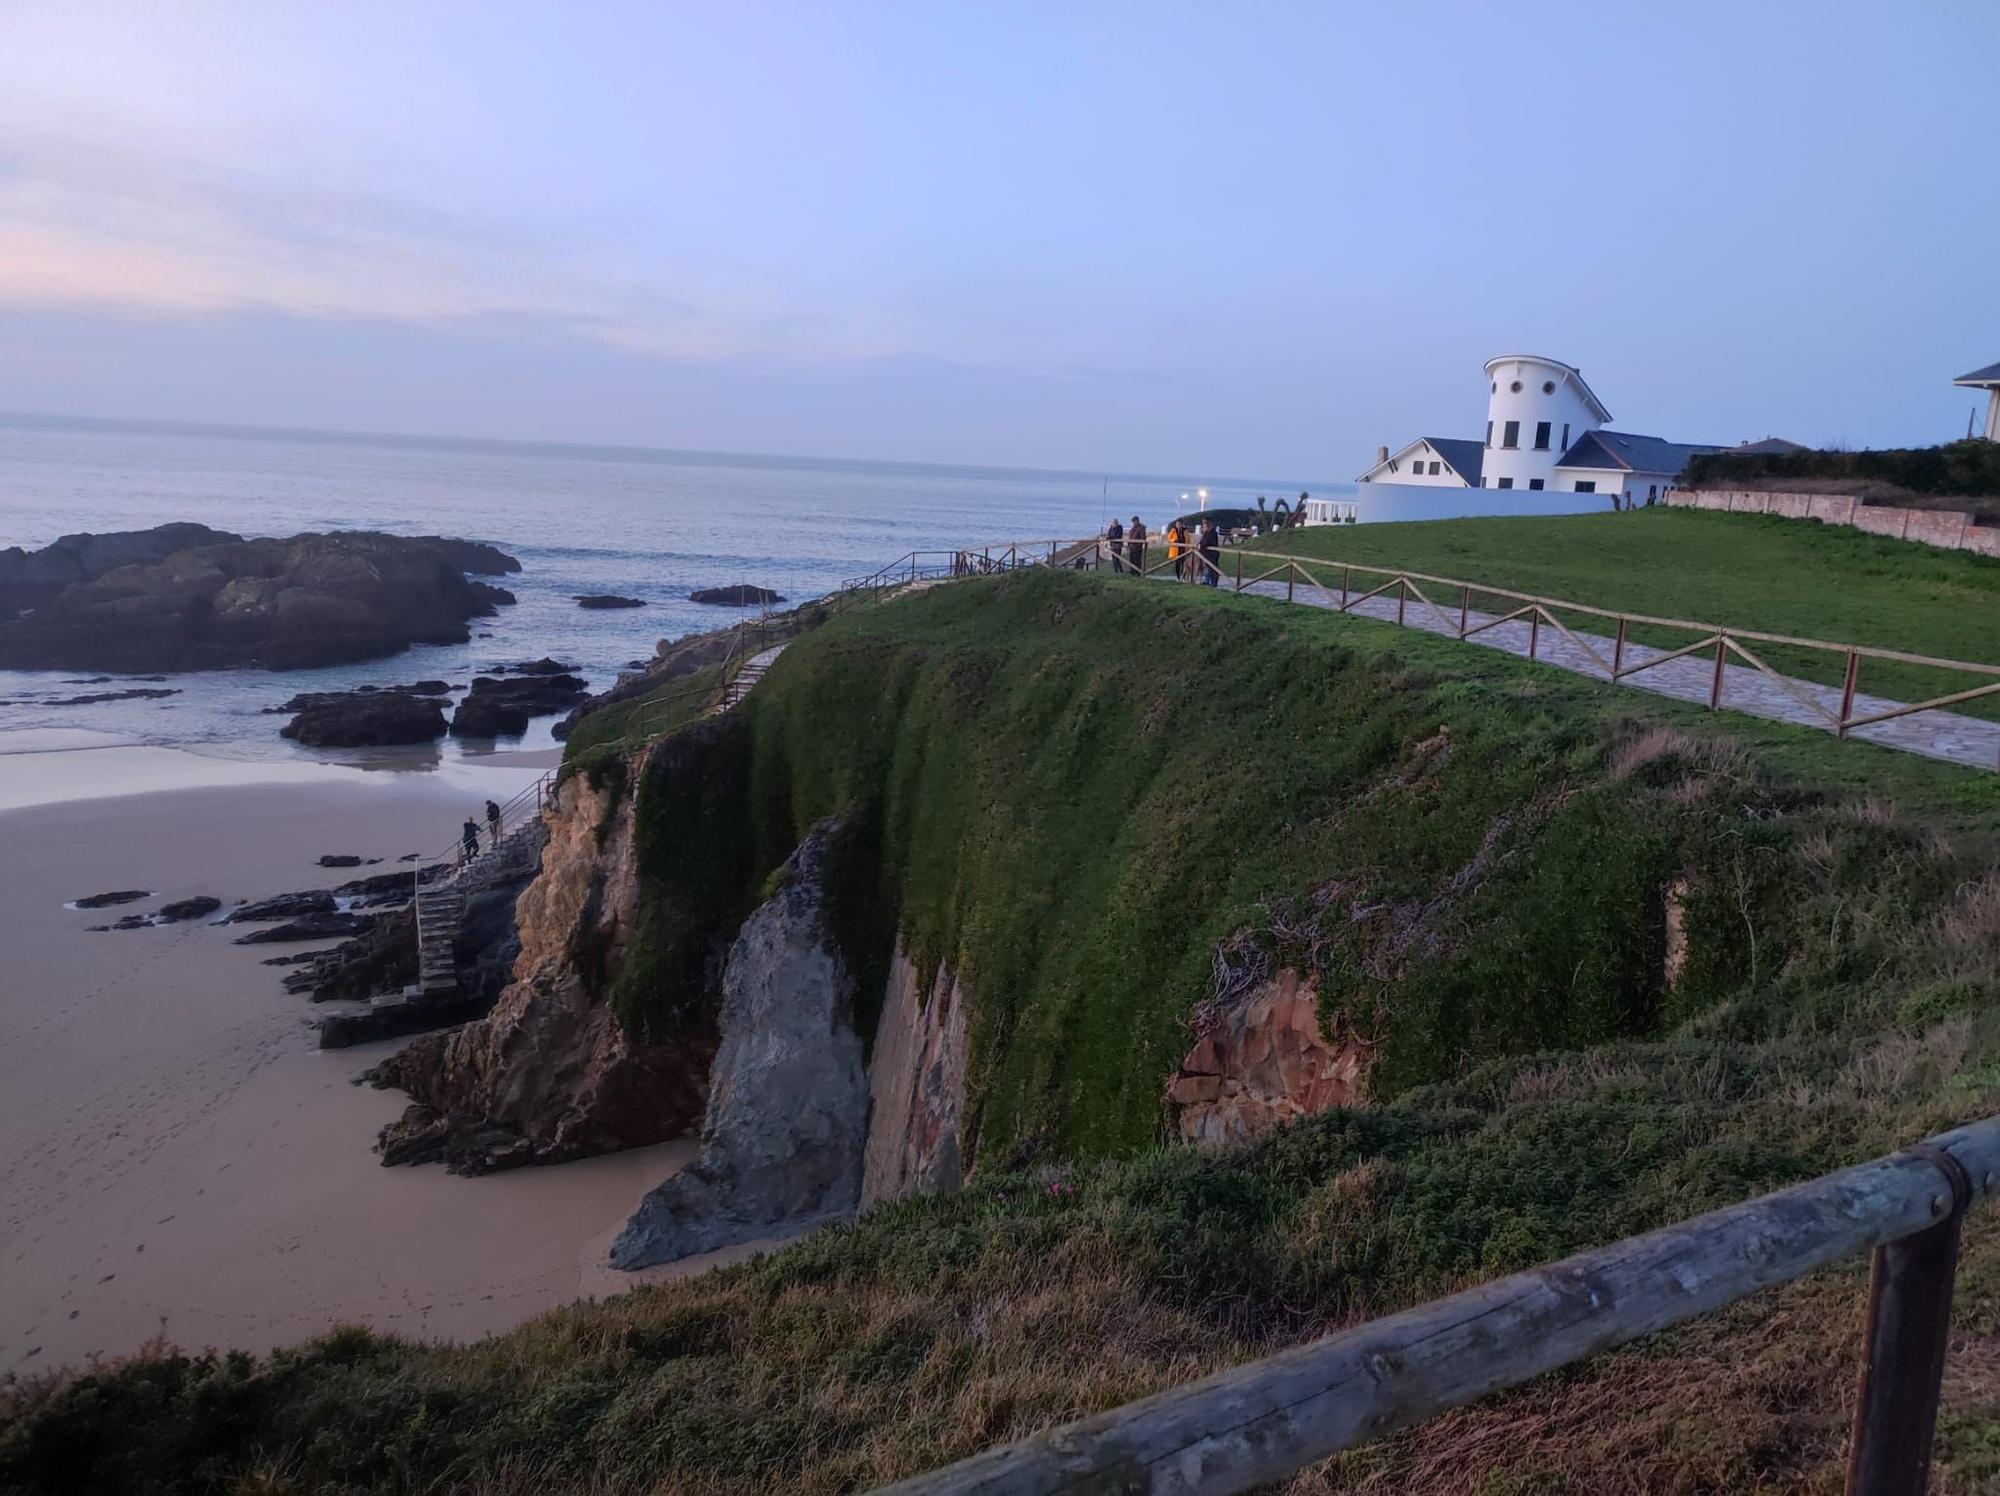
[0,747,721,1376]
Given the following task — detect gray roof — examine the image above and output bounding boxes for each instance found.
[1730,436,1808,455]
[1556,429,1720,476]
[1423,437,1485,485]
[1956,360,2000,387]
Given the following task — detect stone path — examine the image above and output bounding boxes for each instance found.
[1204,572,1999,772]
[715,643,788,713]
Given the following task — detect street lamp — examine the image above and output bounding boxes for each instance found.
[1197,487,1209,511]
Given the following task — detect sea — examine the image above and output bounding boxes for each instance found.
[0,414,1594,777]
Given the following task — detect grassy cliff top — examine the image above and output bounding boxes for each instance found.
[8,566,2000,1494]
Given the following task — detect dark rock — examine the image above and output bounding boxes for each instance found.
[61,676,113,684]
[45,687,179,705]
[262,952,320,966]
[409,536,521,576]
[318,854,363,867]
[158,896,221,922]
[467,582,516,614]
[227,890,336,922]
[347,680,451,697]
[449,673,588,738]
[333,865,447,907]
[232,910,376,945]
[490,657,579,676]
[279,690,448,747]
[689,584,785,607]
[575,594,646,609]
[90,913,156,932]
[72,889,150,909]
[0,526,524,672]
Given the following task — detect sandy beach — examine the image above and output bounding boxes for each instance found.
[0,745,710,1376]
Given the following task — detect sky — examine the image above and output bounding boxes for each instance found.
[2,1,1996,476]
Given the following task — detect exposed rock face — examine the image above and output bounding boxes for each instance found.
[862,945,970,1208]
[43,687,179,705]
[367,763,713,1173]
[612,819,868,1269]
[1165,969,1369,1148]
[227,890,337,922]
[158,896,221,922]
[232,910,375,944]
[0,523,241,616]
[575,594,646,609]
[0,527,521,671]
[449,674,589,737]
[70,889,151,909]
[408,536,520,576]
[279,689,448,747]
[689,584,784,606]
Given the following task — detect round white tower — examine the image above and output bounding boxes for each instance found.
[1481,355,1611,492]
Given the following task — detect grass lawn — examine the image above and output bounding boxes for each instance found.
[1242,507,2000,721]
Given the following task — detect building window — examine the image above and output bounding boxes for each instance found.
[1561,423,1570,450]
[1510,380,1522,393]
[1648,483,1658,503]
[1574,480,1596,494]
[1486,420,1493,447]
[1542,380,1556,395]
[1428,461,1441,475]
[1528,478,1545,490]
[1498,477,1514,490]
[1502,420,1519,449]
[1534,421,1551,450]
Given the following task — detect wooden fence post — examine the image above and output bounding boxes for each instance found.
[1845,1145,1974,1495]
[1710,636,1728,710]
[1613,618,1627,680]
[1528,608,1540,661]
[1458,586,1469,638]
[1235,551,1243,590]
[1838,650,1860,737]
[1342,564,1351,610]
[1397,576,1407,626]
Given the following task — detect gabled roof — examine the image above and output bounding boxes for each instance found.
[1483,354,1613,424]
[1356,436,1481,486]
[1556,429,1720,476]
[1955,360,2000,387]
[1730,437,1808,455]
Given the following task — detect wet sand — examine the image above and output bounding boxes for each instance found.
[0,755,708,1374]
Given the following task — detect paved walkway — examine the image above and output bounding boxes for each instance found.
[1187,572,1998,772]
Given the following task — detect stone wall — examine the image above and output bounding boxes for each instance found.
[1667,488,2000,557]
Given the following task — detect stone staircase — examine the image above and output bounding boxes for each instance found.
[407,798,549,999]
[713,643,788,713]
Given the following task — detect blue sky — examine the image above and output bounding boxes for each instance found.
[2,1,1996,474]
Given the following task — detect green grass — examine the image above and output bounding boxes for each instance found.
[1245,507,2000,721]
[8,565,2000,1494]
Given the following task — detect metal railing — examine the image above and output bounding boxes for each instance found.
[1081,539,2000,768]
[881,1115,2000,1495]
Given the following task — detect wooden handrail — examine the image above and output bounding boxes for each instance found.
[879,1116,2000,1496]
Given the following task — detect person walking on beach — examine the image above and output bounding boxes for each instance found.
[1197,517,1221,586]
[1105,516,1125,574]
[460,817,481,869]
[485,798,502,845]
[1127,516,1147,576]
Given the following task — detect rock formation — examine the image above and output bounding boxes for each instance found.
[1165,969,1370,1148]
[367,762,713,1173]
[611,820,868,1269]
[279,689,449,746]
[575,594,646,609]
[449,673,589,737]
[689,584,785,606]
[0,525,521,672]
[862,945,969,1207]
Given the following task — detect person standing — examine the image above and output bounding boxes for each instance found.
[1105,515,1125,574]
[1127,515,1147,576]
[1197,517,1221,586]
[1166,518,1188,580]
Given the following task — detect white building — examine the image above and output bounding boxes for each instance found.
[1956,359,2000,441]
[1358,354,1721,507]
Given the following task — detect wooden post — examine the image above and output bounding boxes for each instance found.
[1458,586,1469,638]
[1528,608,1540,660]
[1287,563,1295,603]
[1342,564,1351,610]
[1235,551,1243,590]
[1397,576,1407,626]
[1838,650,1860,737]
[1845,1145,1973,1495]
[1710,636,1728,710]
[1613,618,1627,680]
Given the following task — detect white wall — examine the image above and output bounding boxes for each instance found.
[1554,466,1678,507]
[1480,357,1603,492]
[1346,482,1604,523]
[1359,438,1471,488]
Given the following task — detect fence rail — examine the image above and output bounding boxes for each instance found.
[880,1115,2000,1496]
[1082,539,2000,768]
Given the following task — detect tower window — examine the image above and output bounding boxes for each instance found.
[1502,420,1519,449]
[1498,477,1514,490]
[1561,423,1570,450]
[1510,380,1522,393]
[1528,478,1545,490]
[1534,421,1551,450]
[1542,380,1556,395]
[1486,420,1493,447]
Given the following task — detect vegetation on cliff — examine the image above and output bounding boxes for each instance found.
[7,563,2000,1493]
[1683,438,2000,503]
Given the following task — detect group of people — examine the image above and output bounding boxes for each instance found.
[458,799,504,868]
[1104,514,1222,585]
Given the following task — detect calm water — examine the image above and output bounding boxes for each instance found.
[0,416,1364,766]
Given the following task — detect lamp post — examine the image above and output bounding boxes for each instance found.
[1197,487,1209,511]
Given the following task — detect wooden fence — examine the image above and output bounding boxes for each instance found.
[1083,538,2000,768]
[879,1115,2000,1495]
